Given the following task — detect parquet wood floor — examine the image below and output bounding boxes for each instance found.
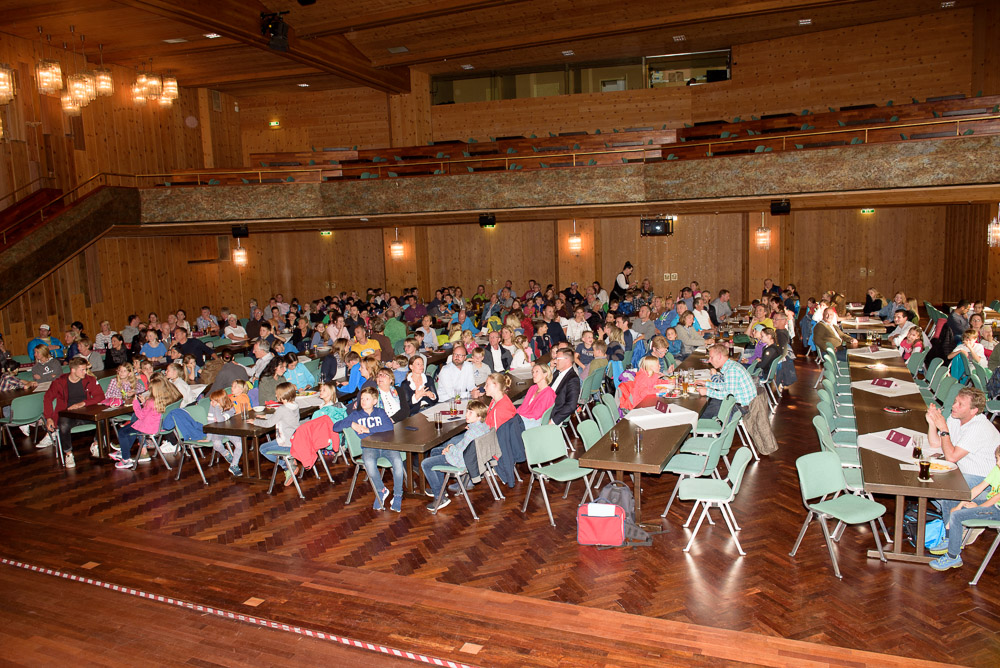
[0,357,997,666]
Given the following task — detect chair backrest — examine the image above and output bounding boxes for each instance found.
[304,358,321,378]
[725,447,754,497]
[343,427,363,460]
[715,395,737,424]
[540,406,553,423]
[936,375,958,402]
[927,364,948,393]
[811,415,840,456]
[949,354,968,385]
[699,424,731,474]
[601,392,618,419]
[10,392,45,422]
[592,403,614,435]
[623,350,633,366]
[183,403,209,424]
[763,358,780,383]
[235,355,254,366]
[97,375,114,392]
[923,356,943,380]
[795,451,847,503]
[159,399,183,433]
[577,370,599,405]
[906,349,928,376]
[522,424,569,466]
[971,372,986,392]
[939,380,963,417]
[426,363,438,378]
[577,419,602,452]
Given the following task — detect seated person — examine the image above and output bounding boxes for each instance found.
[402,338,426,365]
[436,345,480,400]
[548,347,580,427]
[587,341,609,380]
[483,331,512,373]
[255,382,301,486]
[257,356,288,404]
[334,387,401,511]
[531,321,552,358]
[469,347,491,387]
[757,328,782,377]
[283,352,316,390]
[350,325,379,359]
[813,307,858,361]
[140,329,167,363]
[389,354,409,385]
[399,355,438,413]
[420,399,490,510]
[575,330,596,371]
[1,359,37,420]
[619,355,664,411]
[28,324,64,361]
[77,337,104,372]
[517,363,555,429]
[374,367,409,422]
[173,328,215,367]
[664,328,683,359]
[676,312,711,358]
[196,306,220,335]
[32,345,62,382]
[697,344,758,420]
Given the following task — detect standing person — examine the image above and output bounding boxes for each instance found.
[610,261,634,303]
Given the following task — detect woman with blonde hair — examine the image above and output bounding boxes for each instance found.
[511,334,534,369]
[516,363,555,429]
[111,375,182,468]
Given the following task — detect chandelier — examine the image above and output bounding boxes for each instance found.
[989,203,1000,248]
[131,59,178,107]
[756,212,771,250]
[94,43,113,97]
[0,63,15,105]
[35,29,63,95]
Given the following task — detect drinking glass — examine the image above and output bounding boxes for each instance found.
[610,429,620,452]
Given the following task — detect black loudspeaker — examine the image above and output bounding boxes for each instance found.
[640,216,675,236]
[705,69,728,83]
[770,199,791,216]
[231,224,249,238]
[479,213,496,229]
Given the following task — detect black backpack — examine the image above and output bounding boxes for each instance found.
[593,481,653,547]
[986,366,1000,400]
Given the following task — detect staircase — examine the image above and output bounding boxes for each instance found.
[0,188,63,249]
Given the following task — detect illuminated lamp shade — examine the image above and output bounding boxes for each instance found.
[161,76,178,100]
[35,59,63,95]
[989,203,1000,249]
[66,72,96,106]
[157,95,173,108]
[144,73,162,99]
[0,64,15,105]
[60,90,81,116]
[755,213,771,250]
[131,82,147,105]
[568,233,582,254]
[390,227,404,259]
[232,245,248,266]
[94,67,113,96]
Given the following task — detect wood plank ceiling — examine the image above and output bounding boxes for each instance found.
[0,0,969,97]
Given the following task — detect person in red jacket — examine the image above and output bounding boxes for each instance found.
[41,357,105,468]
[484,372,516,430]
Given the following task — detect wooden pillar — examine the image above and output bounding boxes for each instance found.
[972,2,1000,96]
[197,89,215,169]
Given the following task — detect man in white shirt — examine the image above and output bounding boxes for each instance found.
[560,306,592,343]
[246,340,274,382]
[711,290,733,322]
[436,345,480,400]
[691,297,715,335]
[927,388,1000,516]
[887,309,929,348]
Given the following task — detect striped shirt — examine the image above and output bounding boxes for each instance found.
[705,359,758,407]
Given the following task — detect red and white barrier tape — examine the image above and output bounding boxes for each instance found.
[1,557,478,668]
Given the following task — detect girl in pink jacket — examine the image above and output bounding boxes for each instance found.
[111,376,182,469]
[516,363,556,429]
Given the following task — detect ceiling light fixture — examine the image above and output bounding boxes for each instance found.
[94,43,113,97]
[756,212,771,250]
[941,1,956,7]
[233,238,248,266]
[35,29,63,96]
[561,49,575,56]
[163,38,188,44]
[798,18,812,25]
[297,83,310,87]
[673,35,686,42]
[203,33,221,39]
[0,63,15,105]
[568,219,582,255]
[461,64,474,70]
[390,228,404,259]
[989,203,1000,248]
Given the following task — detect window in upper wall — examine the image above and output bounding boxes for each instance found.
[429,50,730,105]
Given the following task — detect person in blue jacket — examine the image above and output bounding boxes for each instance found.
[333,387,402,511]
[27,324,64,360]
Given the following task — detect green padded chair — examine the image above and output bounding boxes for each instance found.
[50,398,96,467]
[171,404,218,485]
[789,451,887,579]
[0,392,45,457]
[343,428,406,505]
[600,393,618,421]
[965,519,1000,585]
[521,424,595,527]
[905,349,928,377]
[97,376,114,393]
[660,425,728,517]
[678,446,753,556]
[694,395,735,437]
[591,403,615,436]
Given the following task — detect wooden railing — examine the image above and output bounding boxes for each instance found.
[0,176,57,210]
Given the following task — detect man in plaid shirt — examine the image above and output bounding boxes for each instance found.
[697,344,758,420]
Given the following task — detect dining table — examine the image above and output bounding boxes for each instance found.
[201,404,319,480]
[848,346,972,563]
[59,403,136,457]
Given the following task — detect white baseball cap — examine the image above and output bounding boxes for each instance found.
[40,324,51,331]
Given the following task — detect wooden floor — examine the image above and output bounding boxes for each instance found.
[0,357,997,666]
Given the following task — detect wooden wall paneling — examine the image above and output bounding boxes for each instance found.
[693,10,974,124]
[423,224,487,295]
[388,70,432,148]
[383,226,419,296]
[486,221,556,296]
[556,218,596,290]
[942,203,989,302]
[972,1,1000,97]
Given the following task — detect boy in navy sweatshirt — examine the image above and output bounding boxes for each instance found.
[333,387,403,511]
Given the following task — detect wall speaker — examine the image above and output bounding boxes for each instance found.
[640,215,675,236]
[479,213,496,229]
[231,224,249,238]
[770,199,791,216]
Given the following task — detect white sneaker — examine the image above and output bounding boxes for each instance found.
[158,443,177,455]
[19,425,31,435]
[64,452,76,468]
[89,441,99,458]
[36,434,54,449]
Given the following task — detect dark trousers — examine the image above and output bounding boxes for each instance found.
[54,417,88,453]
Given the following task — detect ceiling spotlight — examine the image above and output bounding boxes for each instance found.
[297,83,310,87]
[163,38,188,44]
[461,64,474,70]
[203,33,221,39]
[261,11,290,52]
[940,1,956,7]
[798,18,812,25]
[561,49,575,56]
[673,35,686,42]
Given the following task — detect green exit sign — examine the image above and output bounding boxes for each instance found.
[320,231,332,237]
[860,208,875,214]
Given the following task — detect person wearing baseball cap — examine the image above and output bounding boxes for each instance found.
[27,324,64,362]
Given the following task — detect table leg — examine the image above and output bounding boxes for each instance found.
[892,495,905,555]
[633,472,642,523]
[915,497,927,557]
[867,494,935,564]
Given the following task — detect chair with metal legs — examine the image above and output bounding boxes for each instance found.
[678,447,753,556]
[521,424,595,527]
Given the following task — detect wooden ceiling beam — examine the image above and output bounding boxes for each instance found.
[371,0,873,67]
[181,66,324,88]
[298,0,530,39]
[114,0,410,93]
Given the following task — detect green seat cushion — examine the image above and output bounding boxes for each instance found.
[680,436,716,455]
[695,419,722,434]
[432,465,465,474]
[834,447,861,467]
[961,519,1000,529]
[810,495,885,524]
[830,416,856,431]
[532,459,591,482]
[832,431,858,446]
[662,453,711,476]
[677,478,732,502]
[70,424,97,434]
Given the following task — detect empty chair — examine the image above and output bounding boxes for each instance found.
[600,392,619,421]
[678,447,753,556]
[592,403,614,435]
[812,415,861,468]
[521,424,595,526]
[661,423,729,517]
[0,392,45,457]
[789,451,887,579]
[905,349,928,377]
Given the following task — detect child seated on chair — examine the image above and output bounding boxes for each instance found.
[664,327,683,359]
[255,382,301,486]
[283,352,315,391]
[0,359,37,419]
[949,329,988,368]
[420,400,490,512]
[587,341,609,380]
[207,389,243,476]
[230,378,252,413]
[332,387,400,511]
[929,444,1000,572]
[899,326,924,361]
[390,354,409,385]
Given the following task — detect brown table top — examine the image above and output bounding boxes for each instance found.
[578,395,708,475]
[60,404,134,421]
[365,416,467,454]
[860,448,971,501]
[847,353,927,435]
[202,405,318,438]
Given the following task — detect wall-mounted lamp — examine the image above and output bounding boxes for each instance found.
[390,227,404,259]
[233,238,248,266]
[755,212,771,250]
[568,219,582,255]
[989,203,1000,248]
